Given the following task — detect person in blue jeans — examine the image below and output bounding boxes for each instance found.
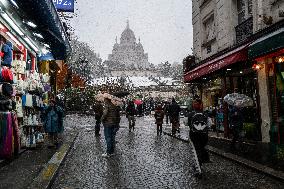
[101,97,121,157]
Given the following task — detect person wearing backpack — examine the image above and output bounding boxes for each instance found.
[188,99,210,177]
[154,104,165,135]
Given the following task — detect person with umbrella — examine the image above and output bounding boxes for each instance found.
[224,88,249,150]
[228,104,244,150]
[101,95,121,157]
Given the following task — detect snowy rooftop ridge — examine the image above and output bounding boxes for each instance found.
[92,76,176,87]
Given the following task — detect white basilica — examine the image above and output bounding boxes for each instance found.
[106,21,159,77]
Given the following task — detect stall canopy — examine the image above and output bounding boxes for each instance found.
[248,28,284,60]
[15,0,71,60]
[184,44,249,83]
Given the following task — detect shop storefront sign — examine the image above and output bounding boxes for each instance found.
[53,0,74,12]
[184,44,249,82]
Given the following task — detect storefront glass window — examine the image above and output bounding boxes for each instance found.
[269,62,284,144]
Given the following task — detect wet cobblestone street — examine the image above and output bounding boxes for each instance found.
[51,115,284,189]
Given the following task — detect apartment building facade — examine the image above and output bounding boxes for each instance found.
[185,0,284,154]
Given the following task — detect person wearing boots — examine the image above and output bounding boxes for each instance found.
[154,104,164,135]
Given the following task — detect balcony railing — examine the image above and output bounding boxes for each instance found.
[235,17,253,44]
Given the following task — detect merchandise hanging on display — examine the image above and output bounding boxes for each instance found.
[0,33,51,158]
[0,112,20,159]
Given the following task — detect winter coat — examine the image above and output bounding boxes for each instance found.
[229,106,243,128]
[126,104,136,116]
[43,105,64,133]
[2,42,13,67]
[163,104,170,115]
[154,109,164,125]
[93,102,103,118]
[168,103,181,119]
[102,101,121,126]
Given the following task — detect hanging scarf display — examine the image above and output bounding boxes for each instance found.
[0,112,13,159]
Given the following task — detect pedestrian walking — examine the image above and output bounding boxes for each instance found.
[154,104,164,135]
[43,99,64,148]
[163,101,170,124]
[188,99,210,178]
[101,97,121,157]
[228,105,243,150]
[113,105,121,142]
[126,101,136,132]
[168,98,181,135]
[93,101,103,136]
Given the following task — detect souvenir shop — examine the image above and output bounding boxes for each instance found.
[0,24,51,160]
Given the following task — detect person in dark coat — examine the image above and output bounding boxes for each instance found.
[101,98,120,157]
[188,99,210,178]
[163,101,170,124]
[229,105,243,150]
[168,98,181,135]
[93,101,104,136]
[154,104,165,135]
[126,101,136,132]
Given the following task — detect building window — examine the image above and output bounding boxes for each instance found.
[203,14,215,43]
[237,0,252,24]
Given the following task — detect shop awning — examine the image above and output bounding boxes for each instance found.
[248,27,284,59]
[14,0,71,60]
[184,44,248,82]
[38,52,55,61]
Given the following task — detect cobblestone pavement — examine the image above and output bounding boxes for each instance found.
[52,115,284,189]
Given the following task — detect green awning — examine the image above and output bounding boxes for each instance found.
[248,28,284,59]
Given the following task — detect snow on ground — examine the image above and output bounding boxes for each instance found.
[92,76,175,87]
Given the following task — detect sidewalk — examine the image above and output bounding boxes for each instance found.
[0,131,77,189]
[163,125,284,182]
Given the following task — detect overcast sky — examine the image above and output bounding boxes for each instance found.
[70,0,192,65]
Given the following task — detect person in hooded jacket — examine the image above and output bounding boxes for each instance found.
[43,99,64,148]
[154,104,165,135]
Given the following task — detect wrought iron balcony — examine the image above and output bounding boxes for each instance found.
[235,17,253,44]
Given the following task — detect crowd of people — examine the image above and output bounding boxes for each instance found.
[42,92,244,178]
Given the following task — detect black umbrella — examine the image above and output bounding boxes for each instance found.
[112,91,130,98]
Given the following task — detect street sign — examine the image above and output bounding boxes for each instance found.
[53,0,74,12]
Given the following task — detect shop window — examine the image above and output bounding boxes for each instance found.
[268,62,284,144]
